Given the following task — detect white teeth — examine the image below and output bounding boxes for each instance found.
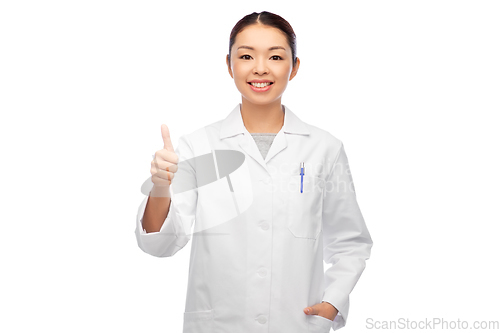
[250,82,271,88]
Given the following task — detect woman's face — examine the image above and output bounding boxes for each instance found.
[227,24,300,106]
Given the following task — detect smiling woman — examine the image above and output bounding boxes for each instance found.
[225,14,300,132]
[137,10,372,333]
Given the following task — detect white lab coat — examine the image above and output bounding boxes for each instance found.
[135,103,373,333]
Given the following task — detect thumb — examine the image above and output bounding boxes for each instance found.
[303,304,319,315]
[161,124,174,151]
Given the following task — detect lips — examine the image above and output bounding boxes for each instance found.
[248,81,273,92]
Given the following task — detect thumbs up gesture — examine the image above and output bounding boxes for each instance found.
[150,124,179,197]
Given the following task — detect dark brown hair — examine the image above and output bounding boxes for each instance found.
[228,11,297,68]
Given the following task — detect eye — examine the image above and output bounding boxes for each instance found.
[240,55,251,60]
[271,55,283,60]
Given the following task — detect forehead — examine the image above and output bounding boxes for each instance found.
[233,25,289,52]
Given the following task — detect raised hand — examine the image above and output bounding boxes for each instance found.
[150,124,179,197]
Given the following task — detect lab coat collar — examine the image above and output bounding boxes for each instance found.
[219,103,310,139]
[219,103,310,171]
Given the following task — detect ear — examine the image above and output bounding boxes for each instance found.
[226,54,233,78]
[289,57,300,81]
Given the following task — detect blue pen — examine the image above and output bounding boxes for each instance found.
[300,162,304,193]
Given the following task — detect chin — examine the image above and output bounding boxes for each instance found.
[244,97,278,106]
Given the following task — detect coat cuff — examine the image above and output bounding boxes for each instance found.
[322,287,349,330]
[135,195,179,257]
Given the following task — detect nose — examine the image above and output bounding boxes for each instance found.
[253,57,269,75]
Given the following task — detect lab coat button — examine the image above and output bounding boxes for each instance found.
[258,268,267,277]
[260,222,269,230]
[262,177,271,185]
[257,315,267,324]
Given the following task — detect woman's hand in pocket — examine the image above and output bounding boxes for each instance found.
[303,301,338,321]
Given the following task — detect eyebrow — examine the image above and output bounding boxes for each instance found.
[237,45,286,51]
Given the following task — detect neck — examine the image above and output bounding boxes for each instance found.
[240,99,284,134]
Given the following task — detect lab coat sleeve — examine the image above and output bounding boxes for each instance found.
[321,142,373,330]
[322,301,344,323]
[135,135,198,258]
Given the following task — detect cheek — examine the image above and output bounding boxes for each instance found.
[232,62,249,76]
[273,66,292,81]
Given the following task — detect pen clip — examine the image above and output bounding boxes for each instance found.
[300,162,304,193]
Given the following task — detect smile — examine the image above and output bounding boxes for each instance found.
[248,82,273,92]
[250,82,273,87]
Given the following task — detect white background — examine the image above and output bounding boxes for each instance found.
[1,1,499,332]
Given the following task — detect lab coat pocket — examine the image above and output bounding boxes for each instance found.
[307,314,333,332]
[286,175,324,240]
[183,309,214,333]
